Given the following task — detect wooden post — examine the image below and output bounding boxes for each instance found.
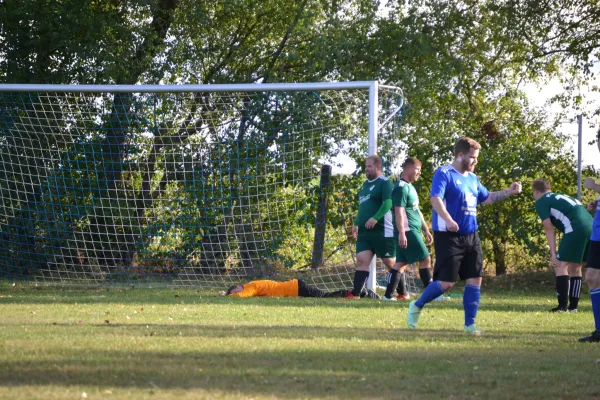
[311,165,332,269]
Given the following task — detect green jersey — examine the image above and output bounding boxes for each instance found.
[392,179,422,233]
[355,176,394,237]
[535,192,593,234]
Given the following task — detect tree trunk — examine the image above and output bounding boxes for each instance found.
[493,240,507,276]
[86,0,179,270]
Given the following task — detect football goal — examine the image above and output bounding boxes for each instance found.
[0,81,407,290]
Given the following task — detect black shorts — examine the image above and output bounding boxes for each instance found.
[586,240,600,269]
[433,231,484,282]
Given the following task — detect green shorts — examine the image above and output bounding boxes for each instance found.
[396,230,430,264]
[557,230,591,264]
[356,234,396,259]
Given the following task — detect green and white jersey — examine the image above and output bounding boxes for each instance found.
[356,176,394,237]
[392,179,422,233]
[535,192,593,234]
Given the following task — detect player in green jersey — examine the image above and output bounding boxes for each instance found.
[383,157,434,301]
[348,155,396,299]
[533,178,594,312]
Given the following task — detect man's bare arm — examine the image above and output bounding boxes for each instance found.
[584,177,600,194]
[482,182,522,205]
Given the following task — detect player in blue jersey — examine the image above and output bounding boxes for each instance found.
[580,130,600,342]
[407,137,522,335]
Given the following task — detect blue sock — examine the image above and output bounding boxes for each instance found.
[463,284,481,327]
[591,288,600,332]
[415,280,444,308]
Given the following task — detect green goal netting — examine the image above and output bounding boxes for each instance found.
[0,82,409,290]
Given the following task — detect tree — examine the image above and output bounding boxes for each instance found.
[1,0,599,278]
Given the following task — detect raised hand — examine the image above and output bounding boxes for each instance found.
[510,181,522,195]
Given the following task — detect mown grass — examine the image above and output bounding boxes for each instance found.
[0,274,599,400]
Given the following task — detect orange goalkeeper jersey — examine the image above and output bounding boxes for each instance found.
[229,279,299,297]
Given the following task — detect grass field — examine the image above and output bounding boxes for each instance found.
[1,274,599,400]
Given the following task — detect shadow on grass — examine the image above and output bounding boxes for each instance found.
[0,338,598,399]
[3,321,583,341]
[0,286,559,315]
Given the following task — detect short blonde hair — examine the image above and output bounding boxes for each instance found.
[454,137,481,156]
[402,157,422,168]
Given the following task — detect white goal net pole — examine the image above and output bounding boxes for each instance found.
[366,81,378,291]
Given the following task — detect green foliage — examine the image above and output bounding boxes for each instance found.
[1,0,599,280]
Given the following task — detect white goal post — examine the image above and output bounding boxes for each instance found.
[0,81,405,290]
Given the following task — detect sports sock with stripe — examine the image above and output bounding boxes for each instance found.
[568,277,582,310]
[384,269,400,298]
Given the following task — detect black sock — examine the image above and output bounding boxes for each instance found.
[396,272,407,296]
[352,270,369,296]
[384,269,400,298]
[419,268,432,288]
[569,277,582,310]
[556,275,569,310]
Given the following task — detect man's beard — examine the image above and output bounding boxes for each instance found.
[366,171,376,180]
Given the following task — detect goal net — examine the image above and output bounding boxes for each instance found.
[0,82,406,290]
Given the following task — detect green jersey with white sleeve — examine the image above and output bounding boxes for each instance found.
[355,176,394,237]
[535,192,592,234]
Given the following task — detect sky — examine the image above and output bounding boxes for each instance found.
[524,80,599,170]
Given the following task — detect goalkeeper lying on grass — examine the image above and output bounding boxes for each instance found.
[223,279,380,299]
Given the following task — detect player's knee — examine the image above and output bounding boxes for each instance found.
[585,270,600,289]
[554,265,568,275]
[587,277,600,290]
[439,281,454,291]
[567,263,582,275]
